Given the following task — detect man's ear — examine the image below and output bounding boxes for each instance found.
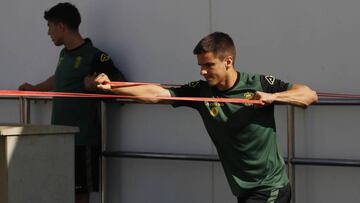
[224,56,233,68]
[57,22,66,32]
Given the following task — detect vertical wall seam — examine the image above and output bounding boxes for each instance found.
[209,0,213,33]
[210,1,214,202]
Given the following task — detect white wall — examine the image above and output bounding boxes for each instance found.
[1,0,360,203]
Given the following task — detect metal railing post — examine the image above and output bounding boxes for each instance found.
[19,97,31,124]
[287,105,295,203]
[19,97,25,123]
[24,98,31,124]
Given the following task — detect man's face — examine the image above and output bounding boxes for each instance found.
[197,52,228,87]
[47,21,64,46]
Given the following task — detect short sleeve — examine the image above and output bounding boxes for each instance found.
[260,75,291,93]
[91,52,126,81]
[168,81,203,109]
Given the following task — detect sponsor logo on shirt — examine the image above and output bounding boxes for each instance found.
[210,106,219,117]
[205,101,223,117]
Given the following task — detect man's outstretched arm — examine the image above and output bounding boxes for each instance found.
[95,73,172,104]
[18,75,55,91]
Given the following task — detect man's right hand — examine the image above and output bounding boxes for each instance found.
[18,75,55,91]
[95,73,112,90]
[18,83,37,91]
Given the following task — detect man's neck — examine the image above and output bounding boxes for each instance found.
[216,68,238,91]
[63,32,85,50]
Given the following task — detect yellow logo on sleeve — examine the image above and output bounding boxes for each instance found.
[100,53,110,62]
[188,81,199,87]
[265,75,275,85]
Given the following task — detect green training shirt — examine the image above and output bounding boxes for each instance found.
[52,38,124,145]
[168,72,291,196]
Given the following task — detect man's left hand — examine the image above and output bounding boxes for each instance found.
[253,91,276,105]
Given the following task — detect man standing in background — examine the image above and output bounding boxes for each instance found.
[19,2,125,203]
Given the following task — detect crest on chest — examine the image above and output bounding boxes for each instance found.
[205,101,224,117]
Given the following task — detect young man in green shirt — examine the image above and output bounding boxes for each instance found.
[18,2,125,203]
[95,32,318,203]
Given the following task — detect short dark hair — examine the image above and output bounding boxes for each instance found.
[193,32,236,64]
[44,2,81,31]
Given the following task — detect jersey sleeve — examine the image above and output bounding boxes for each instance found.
[167,81,203,109]
[91,52,126,81]
[260,75,291,93]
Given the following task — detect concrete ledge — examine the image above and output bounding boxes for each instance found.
[0,124,77,203]
[0,123,79,136]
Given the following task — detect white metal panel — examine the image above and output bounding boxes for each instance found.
[107,158,213,203]
[106,103,212,154]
